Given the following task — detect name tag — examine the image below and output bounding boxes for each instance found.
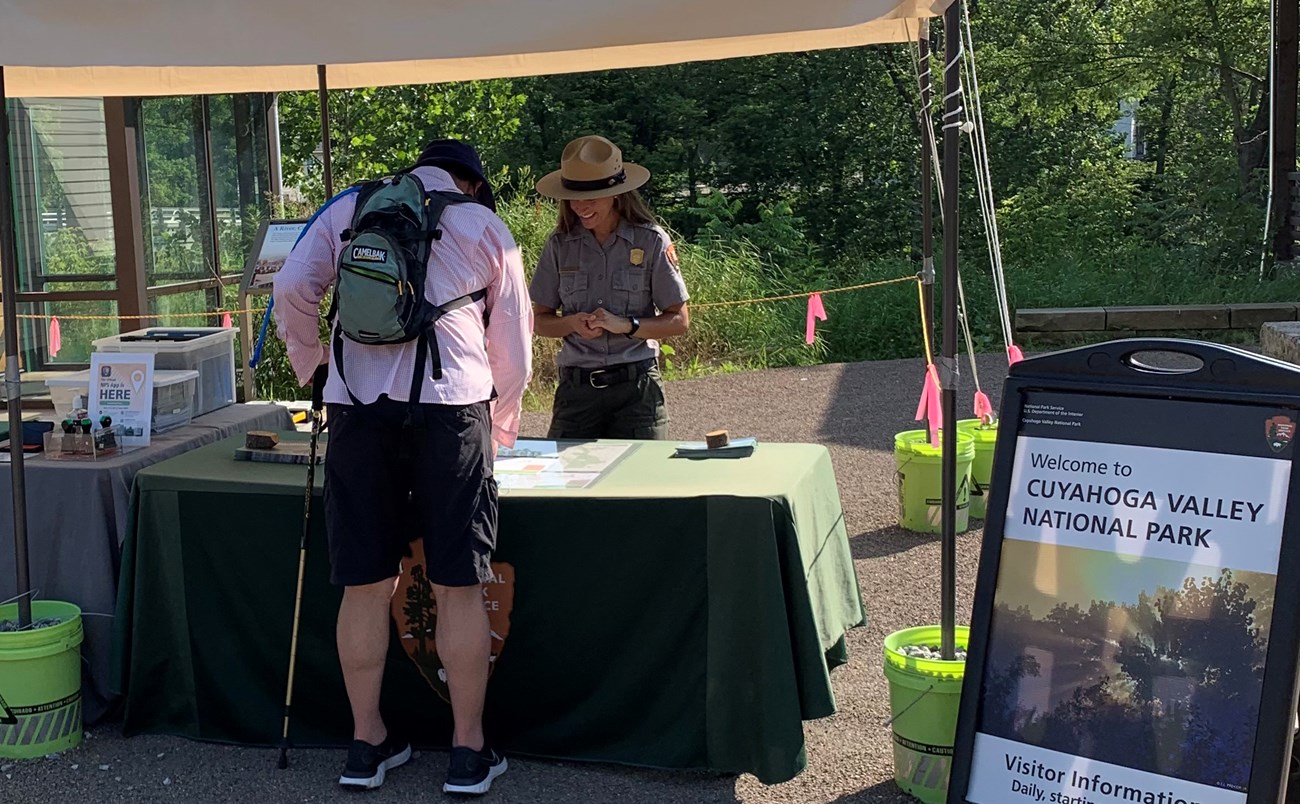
[559,266,579,274]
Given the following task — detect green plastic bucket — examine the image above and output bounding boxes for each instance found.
[0,601,84,758]
[957,419,999,519]
[894,429,974,534]
[883,625,968,804]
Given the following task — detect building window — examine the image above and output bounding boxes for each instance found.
[5,97,119,369]
[3,93,274,374]
[136,94,273,324]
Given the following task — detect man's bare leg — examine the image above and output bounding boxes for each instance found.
[433,583,490,749]
[337,576,399,743]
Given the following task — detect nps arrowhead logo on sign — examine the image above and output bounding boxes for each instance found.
[392,542,514,705]
[1265,415,1295,453]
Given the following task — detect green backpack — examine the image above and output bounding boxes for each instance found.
[329,171,486,406]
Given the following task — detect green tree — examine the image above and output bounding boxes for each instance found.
[277,81,527,205]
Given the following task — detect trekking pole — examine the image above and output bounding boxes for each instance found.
[278,362,328,769]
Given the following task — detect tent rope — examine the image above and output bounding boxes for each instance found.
[908,26,984,398]
[960,3,1016,354]
[1259,0,1277,280]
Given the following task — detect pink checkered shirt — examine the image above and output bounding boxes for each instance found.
[272,167,533,447]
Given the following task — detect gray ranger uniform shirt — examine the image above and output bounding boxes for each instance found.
[530,219,689,369]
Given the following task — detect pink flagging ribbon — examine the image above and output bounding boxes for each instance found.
[914,366,943,448]
[222,312,233,329]
[805,293,827,344]
[1007,344,1024,365]
[48,317,61,358]
[973,390,994,421]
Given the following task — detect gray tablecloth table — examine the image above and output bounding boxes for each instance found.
[0,403,294,723]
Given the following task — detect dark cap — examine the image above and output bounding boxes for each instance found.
[412,139,496,212]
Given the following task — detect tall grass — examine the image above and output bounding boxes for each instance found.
[248,192,1300,403]
[497,196,832,389]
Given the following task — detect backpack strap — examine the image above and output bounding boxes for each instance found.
[327,178,395,408]
[331,326,365,407]
[414,287,488,386]
[403,287,486,442]
[406,189,481,403]
[328,183,490,409]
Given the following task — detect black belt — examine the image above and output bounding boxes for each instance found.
[562,358,657,389]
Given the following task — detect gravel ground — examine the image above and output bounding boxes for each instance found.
[0,354,1010,804]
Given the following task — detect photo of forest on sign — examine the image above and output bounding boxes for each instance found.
[977,541,1276,792]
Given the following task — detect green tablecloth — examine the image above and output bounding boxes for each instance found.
[111,433,865,784]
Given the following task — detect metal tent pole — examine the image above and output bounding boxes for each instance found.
[939,0,962,660]
[0,66,32,627]
[252,66,334,377]
[317,65,333,198]
[919,23,935,346]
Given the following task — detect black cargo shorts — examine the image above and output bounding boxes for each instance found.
[323,396,497,588]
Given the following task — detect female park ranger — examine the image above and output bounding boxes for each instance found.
[530,135,690,439]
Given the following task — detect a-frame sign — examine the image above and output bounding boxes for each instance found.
[950,339,1300,804]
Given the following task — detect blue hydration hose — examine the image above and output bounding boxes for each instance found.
[250,187,359,369]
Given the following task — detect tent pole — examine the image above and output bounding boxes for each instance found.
[0,66,32,628]
[919,23,935,347]
[317,65,333,198]
[940,1,961,660]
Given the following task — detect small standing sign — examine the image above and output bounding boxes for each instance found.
[238,219,310,296]
[237,218,308,401]
[950,339,1300,804]
[89,352,154,447]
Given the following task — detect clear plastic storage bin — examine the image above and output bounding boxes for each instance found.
[92,328,236,417]
[44,369,200,434]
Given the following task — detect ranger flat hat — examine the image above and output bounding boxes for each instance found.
[535,135,650,201]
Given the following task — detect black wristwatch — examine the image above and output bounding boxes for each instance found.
[626,316,641,338]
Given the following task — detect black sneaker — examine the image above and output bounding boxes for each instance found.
[337,734,412,789]
[443,746,508,795]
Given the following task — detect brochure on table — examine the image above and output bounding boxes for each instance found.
[494,439,637,490]
[89,352,154,447]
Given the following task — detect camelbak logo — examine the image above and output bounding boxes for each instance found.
[351,246,389,263]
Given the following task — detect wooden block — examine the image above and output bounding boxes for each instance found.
[234,441,324,465]
[706,429,729,449]
[1014,307,1106,333]
[245,430,280,450]
[1228,303,1298,330]
[1105,304,1230,331]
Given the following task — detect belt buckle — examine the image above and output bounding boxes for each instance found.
[588,369,612,389]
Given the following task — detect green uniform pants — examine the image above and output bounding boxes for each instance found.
[547,364,670,440]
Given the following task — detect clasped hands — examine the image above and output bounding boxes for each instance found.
[570,308,633,338]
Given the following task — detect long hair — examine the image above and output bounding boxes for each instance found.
[555,189,659,234]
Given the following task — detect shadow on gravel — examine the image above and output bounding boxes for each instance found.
[816,362,921,451]
[848,526,939,560]
[826,779,924,803]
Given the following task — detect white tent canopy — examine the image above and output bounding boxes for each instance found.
[1,0,963,647]
[2,0,949,96]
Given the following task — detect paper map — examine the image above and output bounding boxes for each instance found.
[494,439,636,490]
